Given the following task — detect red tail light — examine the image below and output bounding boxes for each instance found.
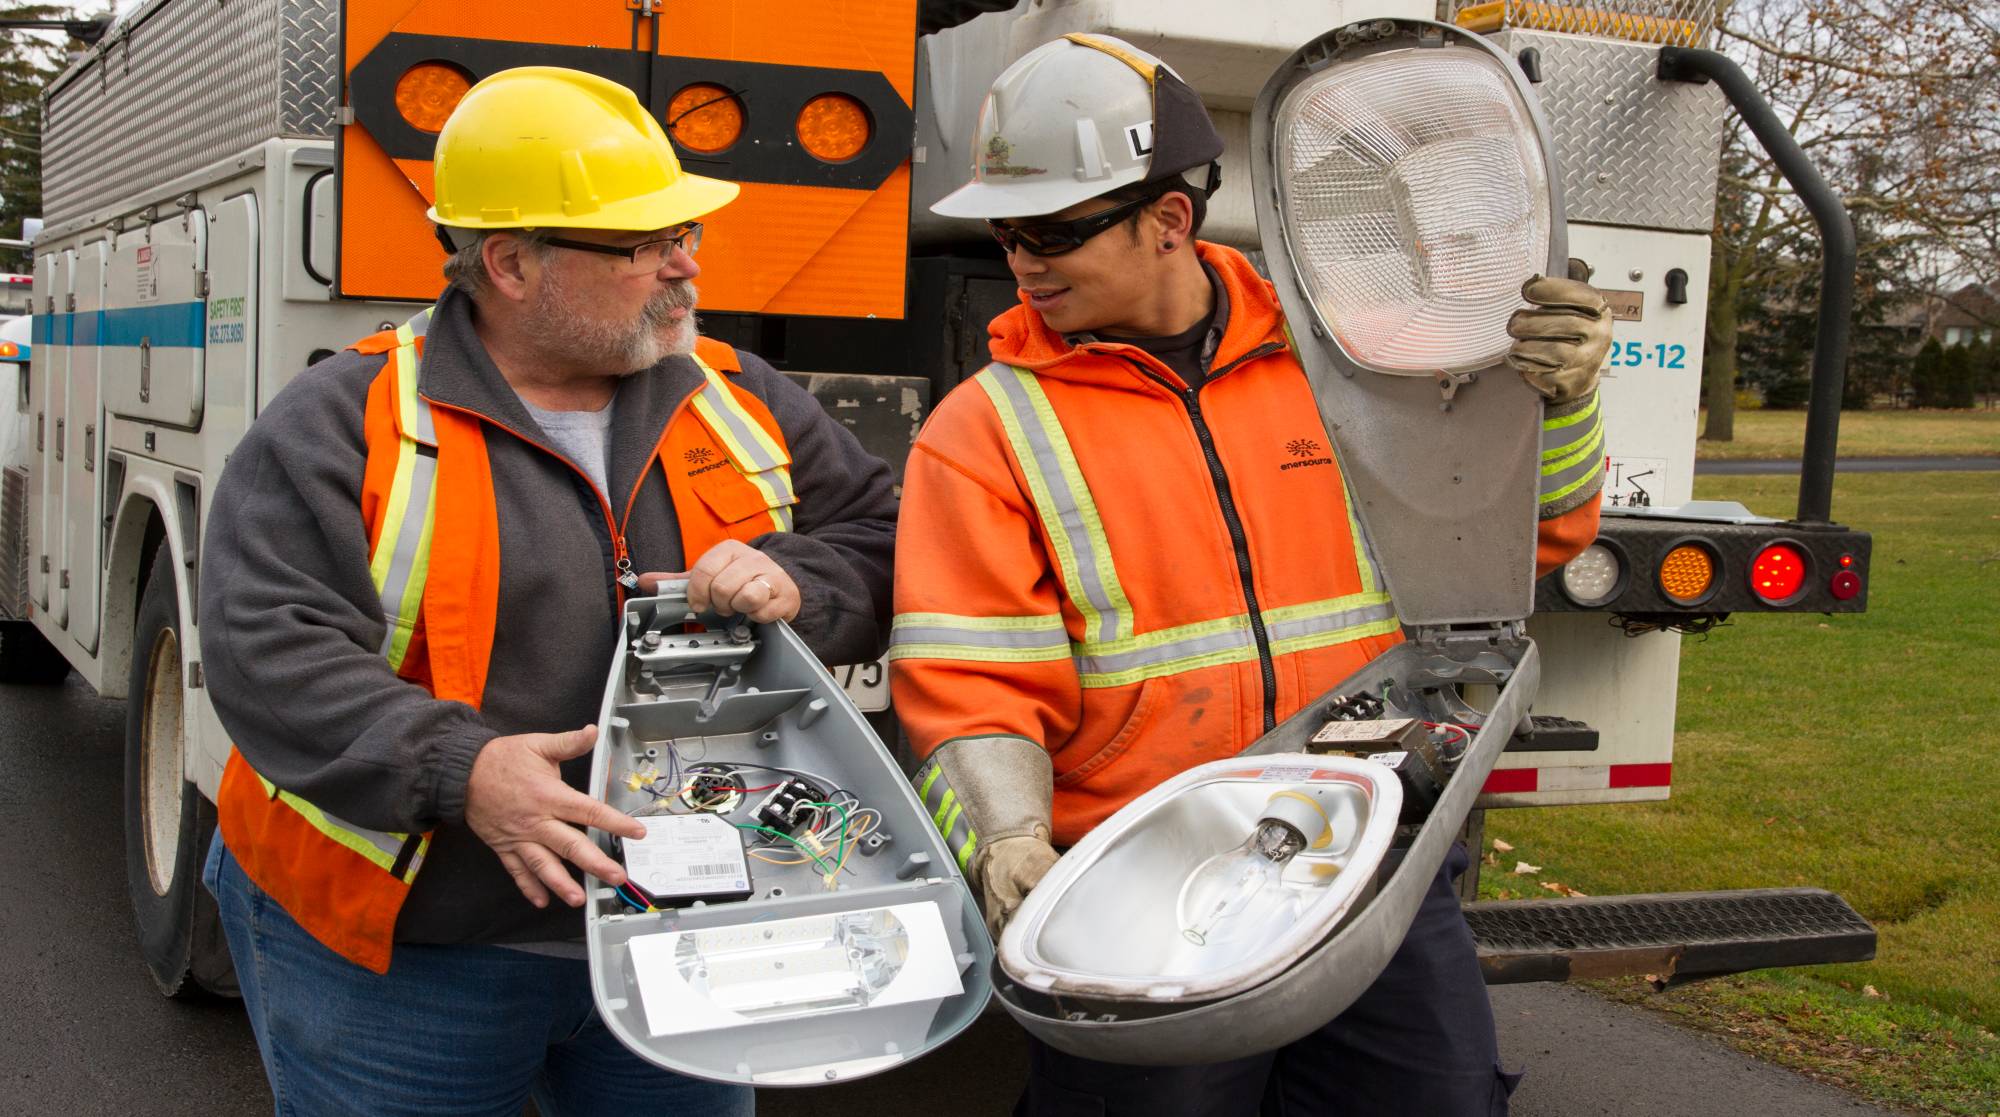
[1750,543,1807,603]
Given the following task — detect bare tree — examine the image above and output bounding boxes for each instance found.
[1702,0,2000,440]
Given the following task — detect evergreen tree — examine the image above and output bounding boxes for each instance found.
[1940,343,1977,409]
[1909,337,1947,408]
[0,7,87,273]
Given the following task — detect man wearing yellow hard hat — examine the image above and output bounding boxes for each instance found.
[197,67,897,1114]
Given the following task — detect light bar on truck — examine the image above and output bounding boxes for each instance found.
[1536,513,1871,618]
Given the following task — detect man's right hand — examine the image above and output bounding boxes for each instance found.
[975,835,1062,939]
[464,725,648,909]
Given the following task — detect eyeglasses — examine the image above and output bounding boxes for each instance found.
[541,224,703,272]
[987,192,1161,257]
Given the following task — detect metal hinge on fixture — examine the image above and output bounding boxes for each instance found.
[196,271,209,298]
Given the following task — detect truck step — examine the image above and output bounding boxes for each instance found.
[1466,887,1875,986]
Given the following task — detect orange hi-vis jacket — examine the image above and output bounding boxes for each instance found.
[891,244,1602,846]
[215,306,797,974]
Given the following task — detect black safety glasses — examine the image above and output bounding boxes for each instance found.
[987,192,1162,257]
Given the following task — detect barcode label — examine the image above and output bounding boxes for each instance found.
[683,863,739,877]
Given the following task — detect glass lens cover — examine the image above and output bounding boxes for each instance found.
[1275,45,1551,373]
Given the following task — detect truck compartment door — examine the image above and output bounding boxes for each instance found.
[102,213,208,431]
[62,240,107,652]
[30,250,68,617]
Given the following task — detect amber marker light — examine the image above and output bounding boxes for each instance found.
[797,94,870,162]
[1658,543,1716,604]
[395,62,473,134]
[668,84,745,154]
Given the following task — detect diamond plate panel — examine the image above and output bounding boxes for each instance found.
[281,0,340,137]
[1,466,27,619]
[1495,30,1725,232]
[43,0,337,225]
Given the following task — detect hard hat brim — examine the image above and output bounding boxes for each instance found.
[930,173,1137,222]
[429,170,741,232]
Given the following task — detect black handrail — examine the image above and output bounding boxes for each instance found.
[0,17,112,46]
[1658,46,1856,525]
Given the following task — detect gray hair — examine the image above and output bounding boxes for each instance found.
[439,227,552,293]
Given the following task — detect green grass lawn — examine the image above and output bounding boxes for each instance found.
[1483,471,2000,1114]
[1695,408,2000,460]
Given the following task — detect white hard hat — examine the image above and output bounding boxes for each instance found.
[931,34,1224,221]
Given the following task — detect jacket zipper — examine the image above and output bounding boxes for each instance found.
[424,397,636,611]
[1122,339,1286,733]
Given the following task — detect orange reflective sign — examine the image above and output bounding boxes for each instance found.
[339,0,915,319]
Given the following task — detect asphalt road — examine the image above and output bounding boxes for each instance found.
[1,675,1897,1117]
[1695,455,1999,474]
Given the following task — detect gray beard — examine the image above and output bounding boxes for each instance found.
[531,271,700,374]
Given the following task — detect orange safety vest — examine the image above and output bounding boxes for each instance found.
[216,307,795,973]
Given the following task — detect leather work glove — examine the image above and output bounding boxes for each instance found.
[974,835,1062,939]
[1505,274,1613,405]
[912,735,1059,942]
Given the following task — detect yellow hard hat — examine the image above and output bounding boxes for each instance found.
[427,66,739,232]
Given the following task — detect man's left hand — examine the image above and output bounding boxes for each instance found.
[638,540,800,623]
[1505,274,1613,404]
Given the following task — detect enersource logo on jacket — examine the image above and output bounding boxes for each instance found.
[1281,438,1332,471]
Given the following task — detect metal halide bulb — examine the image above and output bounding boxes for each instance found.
[1272,37,1552,374]
[1177,818,1308,948]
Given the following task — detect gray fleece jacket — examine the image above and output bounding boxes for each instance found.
[198,284,898,945]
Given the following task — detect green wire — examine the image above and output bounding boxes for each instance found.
[808,801,851,870]
[734,822,836,874]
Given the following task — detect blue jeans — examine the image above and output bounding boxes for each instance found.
[205,837,754,1117]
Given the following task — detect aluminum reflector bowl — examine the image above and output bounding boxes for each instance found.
[999,755,1401,1007]
[993,638,1541,1066]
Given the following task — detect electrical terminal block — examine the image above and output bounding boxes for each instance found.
[753,778,823,835]
[1323,690,1387,723]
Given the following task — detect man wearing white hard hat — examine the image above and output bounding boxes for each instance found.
[892,34,1612,1114]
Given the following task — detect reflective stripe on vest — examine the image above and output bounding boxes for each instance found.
[265,305,445,894]
[371,307,439,670]
[889,363,1399,688]
[687,353,796,533]
[1539,391,1606,513]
